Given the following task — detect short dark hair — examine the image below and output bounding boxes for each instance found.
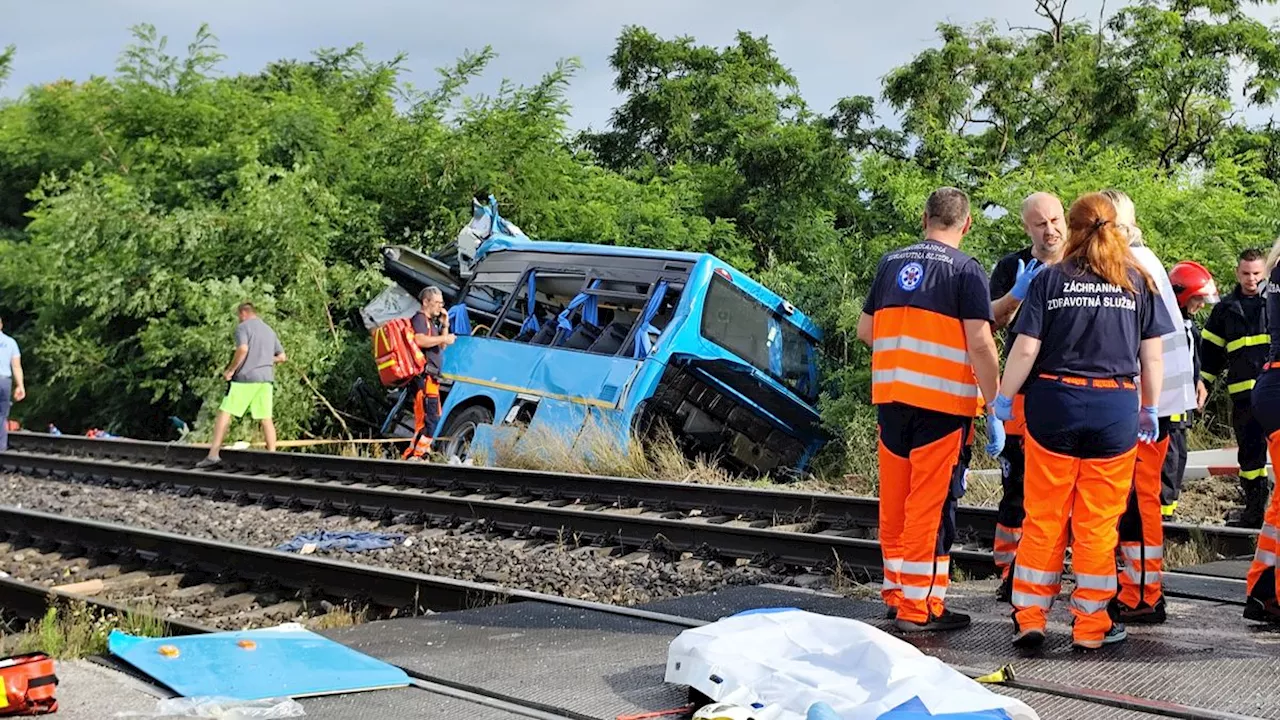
[925,187,970,230]
[237,302,255,314]
[1239,248,1264,263]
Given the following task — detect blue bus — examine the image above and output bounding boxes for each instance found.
[376,236,828,474]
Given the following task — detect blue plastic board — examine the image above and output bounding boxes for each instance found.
[108,626,410,700]
[879,698,1011,719]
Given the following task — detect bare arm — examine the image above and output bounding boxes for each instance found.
[11,356,24,401]
[991,292,1021,330]
[273,352,287,364]
[224,345,249,380]
[856,312,874,347]
[998,334,1042,399]
[1139,337,1164,408]
[414,333,455,349]
[963,319,1001,408]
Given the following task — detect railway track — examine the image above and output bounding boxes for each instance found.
[8,432,1261,560]
[0,506,1252,720]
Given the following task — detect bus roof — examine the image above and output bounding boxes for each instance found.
[476,235,707,264]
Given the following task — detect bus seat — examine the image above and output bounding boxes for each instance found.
[586,321,630,355]
[562,321,603,350]
[529,321,560,346]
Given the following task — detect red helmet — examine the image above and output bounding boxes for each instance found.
[1168,260,1219,308]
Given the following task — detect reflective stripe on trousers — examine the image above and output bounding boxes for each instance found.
[1117,434,1169,610]
[993,525,1022,571]
[1013,429,1134,643]
[877,411,963,624]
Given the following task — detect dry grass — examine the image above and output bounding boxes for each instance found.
[0,601,168,659]
[479,418,746,485]
[1165,533,1222,569]
[304,603,368,630]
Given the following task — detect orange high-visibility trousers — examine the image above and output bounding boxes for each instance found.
[403,375,441,460]
[1117,429,1170,611]
[1245,429,1280,604]
[1013,434,1136,645]
[878,403,968,624]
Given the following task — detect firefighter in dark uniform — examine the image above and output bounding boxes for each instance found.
[994,193,1173,650]
[987,192,1067,600]
[1202,248,1272,527]
[857,187,1004,633]
[1244,239,1280,623]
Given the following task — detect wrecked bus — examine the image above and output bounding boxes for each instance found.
[373,237,828,474]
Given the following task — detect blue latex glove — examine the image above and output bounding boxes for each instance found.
[986,412,1006,457]
[807,702,844,720]
[1138,405,1159,443]
[1011,258,1044,301]
[993,394,1016,422]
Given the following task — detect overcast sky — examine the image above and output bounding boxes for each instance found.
[5,1,1280,130]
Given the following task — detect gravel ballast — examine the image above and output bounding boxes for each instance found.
[0,473,778,606]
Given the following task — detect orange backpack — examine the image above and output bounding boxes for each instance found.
[0,653,58,716]
[372,317,426,387]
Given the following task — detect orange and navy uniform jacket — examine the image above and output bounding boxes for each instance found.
[1012,263,1174,384]
[862,239,994,416]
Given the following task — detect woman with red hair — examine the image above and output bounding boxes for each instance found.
[993,192,1173,650]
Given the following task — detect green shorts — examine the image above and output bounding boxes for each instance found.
[220,382,273,420]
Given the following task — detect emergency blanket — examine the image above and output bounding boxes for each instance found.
[665,609,1038,720]
[275,531,403,554]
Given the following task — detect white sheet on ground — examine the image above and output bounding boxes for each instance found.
[665,610,1038,720]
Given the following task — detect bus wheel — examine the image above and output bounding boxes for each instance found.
[441,405,493,461]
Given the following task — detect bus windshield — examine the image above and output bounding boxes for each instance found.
[699,275,820,403]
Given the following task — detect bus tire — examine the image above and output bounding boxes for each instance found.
[441,404,494,461]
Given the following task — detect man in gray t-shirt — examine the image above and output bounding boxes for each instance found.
[197,303,286,467]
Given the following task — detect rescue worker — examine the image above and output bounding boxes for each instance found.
[403,286,455,460]
[1244,236,1280,623]
[988,192,1067,598]
[1201,248,1272,528]
[0,315,25,453]
[1165,261,1220,517]
[856,187,1004,633]
[1104,190,1197,625]
[994,193,1172,650]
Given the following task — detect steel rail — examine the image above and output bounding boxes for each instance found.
[1,451,993,576]
[10,432,1260,557]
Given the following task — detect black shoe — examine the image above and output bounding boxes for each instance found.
[885,607,898,620]
[194,457,222,469]
[1073,622,1126,651]
[1113,598,1166,625]
[996,574,1013,603]
[1225,510,1264,529]
[896,609,971,633]
[1012,626,1045,648]
[1243,597,1280,624]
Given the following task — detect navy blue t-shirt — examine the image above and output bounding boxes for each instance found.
[862,239,993,322]
[1012,260,1174,378]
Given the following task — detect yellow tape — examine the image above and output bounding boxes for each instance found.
[440,372,619,410]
